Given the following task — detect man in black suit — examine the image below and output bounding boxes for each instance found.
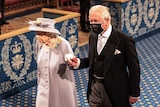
[0,0,9,25]
[66,5,140,107]
[79,0,90,32]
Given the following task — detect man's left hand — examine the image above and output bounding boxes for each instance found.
[129,96,139,105]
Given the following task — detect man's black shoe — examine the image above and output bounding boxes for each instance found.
[2,21,9,25]
[0,21,3,25]
[81,28,90,32]
[0,21,9,25]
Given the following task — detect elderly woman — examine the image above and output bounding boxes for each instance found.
[28,18,77,107]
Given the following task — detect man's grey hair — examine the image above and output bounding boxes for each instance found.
[89,5,111,20]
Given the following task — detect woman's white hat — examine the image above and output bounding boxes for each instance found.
[28,18,61,35]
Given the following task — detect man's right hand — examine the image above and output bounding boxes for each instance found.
[68,57,78,67]
[65,54,78,67]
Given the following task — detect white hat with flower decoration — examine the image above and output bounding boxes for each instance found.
[28,18,60,35]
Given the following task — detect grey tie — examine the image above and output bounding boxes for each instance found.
[97,35,103,54]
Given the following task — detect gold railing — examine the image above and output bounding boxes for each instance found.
[0,8,80,41]
[41,8,80,23]
[101,0,131,3]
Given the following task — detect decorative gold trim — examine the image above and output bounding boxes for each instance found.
[101,0,131,3]
[41,8,80,23]
[0,27,29,41]
[0,8,80,41]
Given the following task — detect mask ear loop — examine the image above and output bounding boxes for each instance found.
[90,22,102,25]
[102,18,110,32]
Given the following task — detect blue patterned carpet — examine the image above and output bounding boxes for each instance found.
[0,33,160,107]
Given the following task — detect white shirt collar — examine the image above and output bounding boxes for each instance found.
[99,24,112,38]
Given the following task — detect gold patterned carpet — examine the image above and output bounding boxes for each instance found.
[0,11,89,46]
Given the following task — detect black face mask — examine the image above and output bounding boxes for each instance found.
[90,23,103,34]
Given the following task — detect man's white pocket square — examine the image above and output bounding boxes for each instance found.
[114,49,121,55]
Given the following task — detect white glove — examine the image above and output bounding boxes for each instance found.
[64,54,75,62]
